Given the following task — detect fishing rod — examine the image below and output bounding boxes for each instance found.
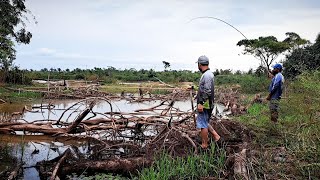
[188,16,249,40]
[188,16,271,73]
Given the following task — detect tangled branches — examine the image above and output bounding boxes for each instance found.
[0,89,253,179]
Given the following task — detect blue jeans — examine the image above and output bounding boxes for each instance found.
[196,109,212,128]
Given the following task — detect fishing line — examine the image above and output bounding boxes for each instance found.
[188,16,249,40]
[187,16,269,72]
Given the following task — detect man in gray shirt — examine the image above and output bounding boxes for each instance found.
[196,55,221,149]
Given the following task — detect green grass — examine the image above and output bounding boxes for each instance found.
[238,103,270,127]
[139,144,226,180]
[0,86,42,102]
[235,71,320,179]
[216,75,270,94]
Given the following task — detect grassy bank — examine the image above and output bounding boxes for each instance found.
[139,144,226,180]
[100,84,176,95]
[235,71,320,179]
[71,143,226,180]
[0,86,42,102]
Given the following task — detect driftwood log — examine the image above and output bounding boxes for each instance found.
[61,157,152,176]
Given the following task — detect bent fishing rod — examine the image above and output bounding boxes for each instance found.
[188,16,271,73]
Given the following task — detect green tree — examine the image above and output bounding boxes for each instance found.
[237,32,308,71]
[213,69,220,76]
[283,32,310,50]
[283,34,320,79]
[237,36,289,71]
[0,0,34,77]
[162,61,170,71]
[219,69,232,75]
[235,70,242,75]
[41,68,48,72]
[148,69,156,78]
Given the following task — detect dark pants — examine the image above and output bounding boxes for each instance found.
[269,99,280,122]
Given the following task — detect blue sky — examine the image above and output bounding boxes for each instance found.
[15,0,320,71]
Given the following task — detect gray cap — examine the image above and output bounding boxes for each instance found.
[197,55,209,65]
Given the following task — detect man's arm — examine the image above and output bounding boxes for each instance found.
[197,74,213,113]
[198,77,211,105]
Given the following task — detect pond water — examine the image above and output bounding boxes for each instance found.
[0,99,228,179]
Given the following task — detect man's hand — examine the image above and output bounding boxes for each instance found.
[266,94,271,101]
[268,72,274,79]
[186,85,194,90]
[197,104,204,112]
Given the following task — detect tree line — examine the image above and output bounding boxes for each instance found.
[1,66,270,85]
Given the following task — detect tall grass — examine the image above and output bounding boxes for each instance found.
[236,71,320,179]
[66,145,226,180]
[280,71,320,177]
[139,143,226,180]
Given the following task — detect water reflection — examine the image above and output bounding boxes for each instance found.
[1,135,90,179]
[0,103,26,122]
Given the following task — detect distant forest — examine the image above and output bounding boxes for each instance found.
[0,65,268,84]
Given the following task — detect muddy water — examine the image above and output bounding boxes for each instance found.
[0,100,194,123]
[0,99,227,179]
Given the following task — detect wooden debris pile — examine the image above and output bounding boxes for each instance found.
[215,86,248,115]
[0,90,254,179]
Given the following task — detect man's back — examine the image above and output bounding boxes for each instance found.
[197,69,214,109]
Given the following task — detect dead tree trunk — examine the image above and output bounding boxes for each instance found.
[67,101,95,133]
[61,157,152,175]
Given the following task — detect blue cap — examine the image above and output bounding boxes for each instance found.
[273,63,283,69]
[197,55,209,65]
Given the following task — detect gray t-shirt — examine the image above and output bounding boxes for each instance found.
[197,69,214,109]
